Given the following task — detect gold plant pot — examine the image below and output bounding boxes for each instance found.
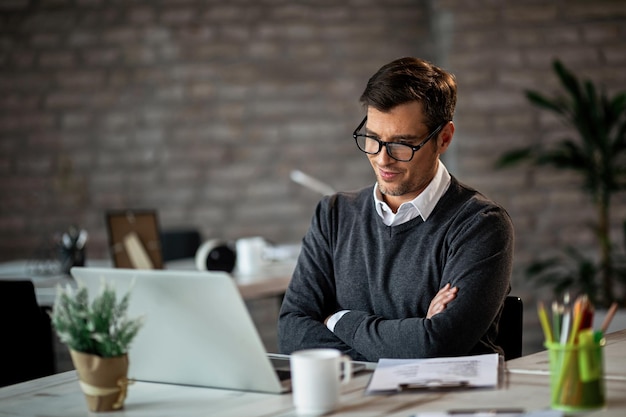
[70,349,130,412]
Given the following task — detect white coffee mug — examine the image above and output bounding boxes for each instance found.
[290,348,352,416]
[235,236,267,275]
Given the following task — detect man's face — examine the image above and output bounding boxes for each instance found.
[364,101,452,211]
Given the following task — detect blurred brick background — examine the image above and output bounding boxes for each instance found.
[1,0,626,357]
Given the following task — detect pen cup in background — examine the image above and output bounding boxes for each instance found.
[546,333,606,411]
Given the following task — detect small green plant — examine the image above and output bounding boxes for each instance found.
[50,281,143,357]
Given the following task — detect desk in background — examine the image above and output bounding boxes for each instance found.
[0,258,295,307]
[0,258,294,373]
[1,330,625,417]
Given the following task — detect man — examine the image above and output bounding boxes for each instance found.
[278,57,514,362]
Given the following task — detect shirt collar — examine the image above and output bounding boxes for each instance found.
[373,160,451,224]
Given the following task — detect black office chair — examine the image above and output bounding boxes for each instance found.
[495,295,524,361]
[0,280,56,387]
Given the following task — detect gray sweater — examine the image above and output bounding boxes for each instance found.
[278,177,514,362]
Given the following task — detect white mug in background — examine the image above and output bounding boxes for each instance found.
[290,348,352,416]
[235,236,267,275]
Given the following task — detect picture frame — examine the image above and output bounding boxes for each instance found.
[105,210,163,269]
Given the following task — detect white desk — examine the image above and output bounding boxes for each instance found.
[1,330,625,417]
[0,258,294,306]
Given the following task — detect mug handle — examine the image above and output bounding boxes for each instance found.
[339,355,352,385]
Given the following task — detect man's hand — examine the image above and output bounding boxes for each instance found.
[427,283,458,319]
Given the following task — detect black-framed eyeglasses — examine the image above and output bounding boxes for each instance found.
[352,116,448,162]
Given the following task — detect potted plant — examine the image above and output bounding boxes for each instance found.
[496,59,626,309]
[50,281,143,412]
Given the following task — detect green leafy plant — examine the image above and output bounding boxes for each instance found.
[50,282,144,357]
[496,59,626,308]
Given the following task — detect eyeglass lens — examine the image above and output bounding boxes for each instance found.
[355,136,414,161]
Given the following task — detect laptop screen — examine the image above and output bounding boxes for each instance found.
[71,266,288,394]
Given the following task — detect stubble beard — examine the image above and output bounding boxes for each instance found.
[377,179,410,197]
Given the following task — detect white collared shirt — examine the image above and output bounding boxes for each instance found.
[373,160,451,226]
[326,161,452,333]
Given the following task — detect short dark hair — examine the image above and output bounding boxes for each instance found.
[359,57,456,130]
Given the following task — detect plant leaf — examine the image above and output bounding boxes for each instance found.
[525,90,566,115]
[50,281,143,357]
[494,148,534,168]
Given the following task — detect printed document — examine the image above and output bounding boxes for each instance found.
[366,353,499,394]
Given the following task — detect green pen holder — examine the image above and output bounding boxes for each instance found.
[545,334,606,411]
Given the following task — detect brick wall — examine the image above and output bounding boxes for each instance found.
[2,0,626,355]
[0,0,438,261]
[440,0,626,292]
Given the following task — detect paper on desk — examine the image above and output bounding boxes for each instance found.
[366,353,499,394]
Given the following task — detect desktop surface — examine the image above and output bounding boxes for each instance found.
[1,330,625,417]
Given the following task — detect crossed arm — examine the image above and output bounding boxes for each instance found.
[278,193,514,361]
[324,283,458,327]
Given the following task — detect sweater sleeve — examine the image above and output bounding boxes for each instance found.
[277,196,367,360]
[332,205,514,361]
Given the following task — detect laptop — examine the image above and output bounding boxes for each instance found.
[70,266,293,394]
